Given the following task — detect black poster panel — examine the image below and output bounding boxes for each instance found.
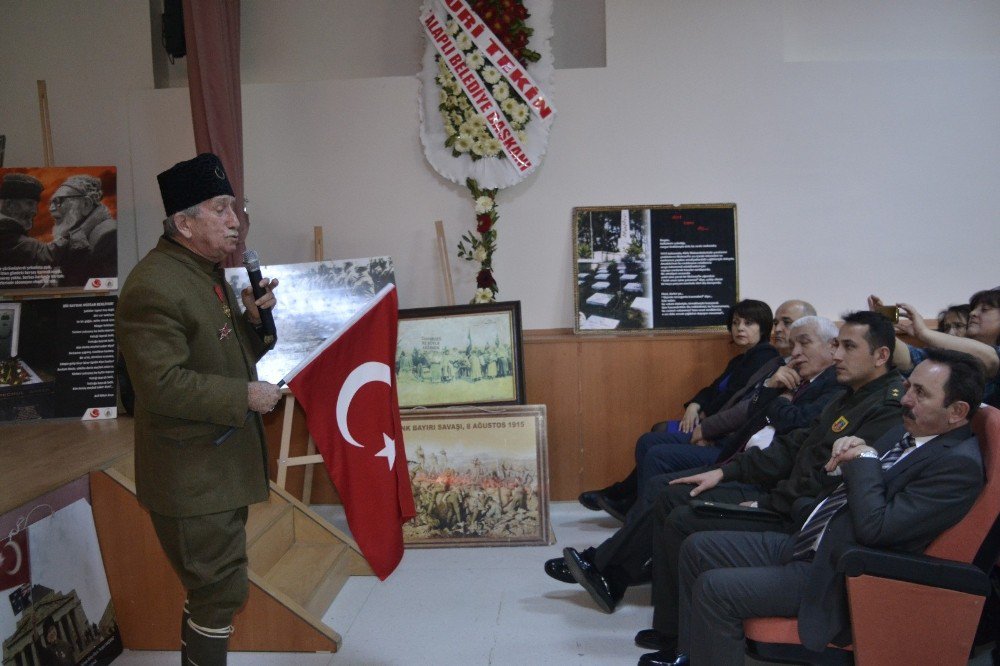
[574,204,737,333]
[0,296,116,421]
[649,206,737,329]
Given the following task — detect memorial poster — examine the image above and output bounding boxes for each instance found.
[225,257,395,384]
[573,204,738,332]
[0,167,119,292]
[0,296,117,422]
[0,477,124,665]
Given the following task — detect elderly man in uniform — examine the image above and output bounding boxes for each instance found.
[48,174,117,285]
[117,153,281,666]
[0,173,50,266]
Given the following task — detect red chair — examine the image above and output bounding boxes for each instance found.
[744,405,1000,665]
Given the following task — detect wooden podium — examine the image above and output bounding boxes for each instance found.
[91,453,373,653]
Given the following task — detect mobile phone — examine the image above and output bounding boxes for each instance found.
[875,305,899,324]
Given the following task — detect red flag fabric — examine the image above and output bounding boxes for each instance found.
[0,529,30,591]
[285,285,415,579]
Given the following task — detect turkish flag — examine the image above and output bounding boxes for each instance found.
[284,284,415,579]
[0,529,30,591]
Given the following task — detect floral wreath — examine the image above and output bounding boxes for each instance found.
[419,0,555,302]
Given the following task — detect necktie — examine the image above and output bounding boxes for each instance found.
[792,433,915,560]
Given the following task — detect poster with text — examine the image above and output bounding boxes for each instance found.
[0,296,117,422]
[0,166,118,292]
[573,204,737,332]
[0,477,123,665]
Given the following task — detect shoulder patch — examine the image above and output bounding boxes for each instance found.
[831,416,849,433]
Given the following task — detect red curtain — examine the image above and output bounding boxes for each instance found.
[182,0,246,267]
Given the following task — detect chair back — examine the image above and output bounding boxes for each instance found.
[924,405,1000,569]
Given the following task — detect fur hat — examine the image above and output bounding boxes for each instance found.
[157,153,235,216]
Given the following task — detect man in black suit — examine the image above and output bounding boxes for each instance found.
[658,348,985,666]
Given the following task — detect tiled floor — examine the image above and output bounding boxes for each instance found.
[111,502,996,665]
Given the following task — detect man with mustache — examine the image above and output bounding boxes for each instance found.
[117,153,281,666]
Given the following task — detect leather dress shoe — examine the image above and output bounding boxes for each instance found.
[595,493,632,522]
[563,547,626,613]
[543,557,575,583]
[638,650,688,666]
[578,489,605,511]
[634,629,676,652]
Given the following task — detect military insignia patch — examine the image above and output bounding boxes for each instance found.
[890,388,901,398]
[831,416,849,432]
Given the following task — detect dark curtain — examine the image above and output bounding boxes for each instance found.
[182,0,247,267]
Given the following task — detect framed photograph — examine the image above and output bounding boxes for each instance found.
[396,301,525,409]
[402,405,550,547]
[225,257,395,384]
[573,204,738,333]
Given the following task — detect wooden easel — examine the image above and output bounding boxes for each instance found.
[274,226,324,501]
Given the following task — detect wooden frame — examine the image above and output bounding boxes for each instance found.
[401,405,550,547]
[396,301,525,408]
[573,204,739,334]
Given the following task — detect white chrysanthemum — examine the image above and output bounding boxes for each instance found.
[459,120,477,137]
[450,111,463,126]
[439,90,449,106]
[466,51,484,70]
[469,114,487,130]
[500,98,518,115]
[480,137,501,157]
[492,81,510,101]
[456,33,472,50]
[516,130,527,143]
[474,288,494,303]
[472,139,487,156]
[455,135,474,153]
[446,20,460,35]
[481,67,501,84]
[474,246,488,263]
[511,103,529,124]
[474,195,494,214]
[443,122,455,136]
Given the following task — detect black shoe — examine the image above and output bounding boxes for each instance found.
[638,651,688,666]
[634,629,676,653]
[595,493,633,522]
[544,557,575,583]
[563,547,626,613]
[578,489,605,511]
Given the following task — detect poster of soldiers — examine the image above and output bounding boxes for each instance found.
[396,301,525,408]
[574,204,738,333]
[0,477,123,665]
[401,405,550,547]
[0,167,118,292]
[0,296,117,423]
[225,256,395,384]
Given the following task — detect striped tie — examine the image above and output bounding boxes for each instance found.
[792,434,915,560]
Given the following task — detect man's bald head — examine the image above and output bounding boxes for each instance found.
[772,300,817,354]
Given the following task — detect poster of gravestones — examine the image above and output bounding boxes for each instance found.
[0,296,117,422]
[0,477,123,665]
[225,257,395,384]
[0,167,118,291]
[573,204,737,332]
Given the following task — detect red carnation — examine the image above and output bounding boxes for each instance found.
[477,213,493,233]
[476,268,496,289]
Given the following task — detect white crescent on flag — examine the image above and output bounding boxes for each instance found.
[335,361,398,469]
[1,538,23,575]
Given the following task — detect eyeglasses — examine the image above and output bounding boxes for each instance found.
[49,195,87,208]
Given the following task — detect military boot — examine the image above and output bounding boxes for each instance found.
[182,618,233,666]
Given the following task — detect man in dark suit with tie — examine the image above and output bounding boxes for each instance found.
[656,348,986,666]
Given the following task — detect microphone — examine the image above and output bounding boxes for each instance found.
[243,249,276,347]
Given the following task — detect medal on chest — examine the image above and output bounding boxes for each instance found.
[214,284,233,340]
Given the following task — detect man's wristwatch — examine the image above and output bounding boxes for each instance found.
[857,450,879,460]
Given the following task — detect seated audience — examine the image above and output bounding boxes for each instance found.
[657,349,986,666]
[938,303,970,336]
[579,299,784,518]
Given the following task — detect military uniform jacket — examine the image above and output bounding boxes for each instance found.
[719,370,905,517]
[117,237,270,517]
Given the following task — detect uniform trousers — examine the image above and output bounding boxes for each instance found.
[149,506,250,628]
[678,530,809,665]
